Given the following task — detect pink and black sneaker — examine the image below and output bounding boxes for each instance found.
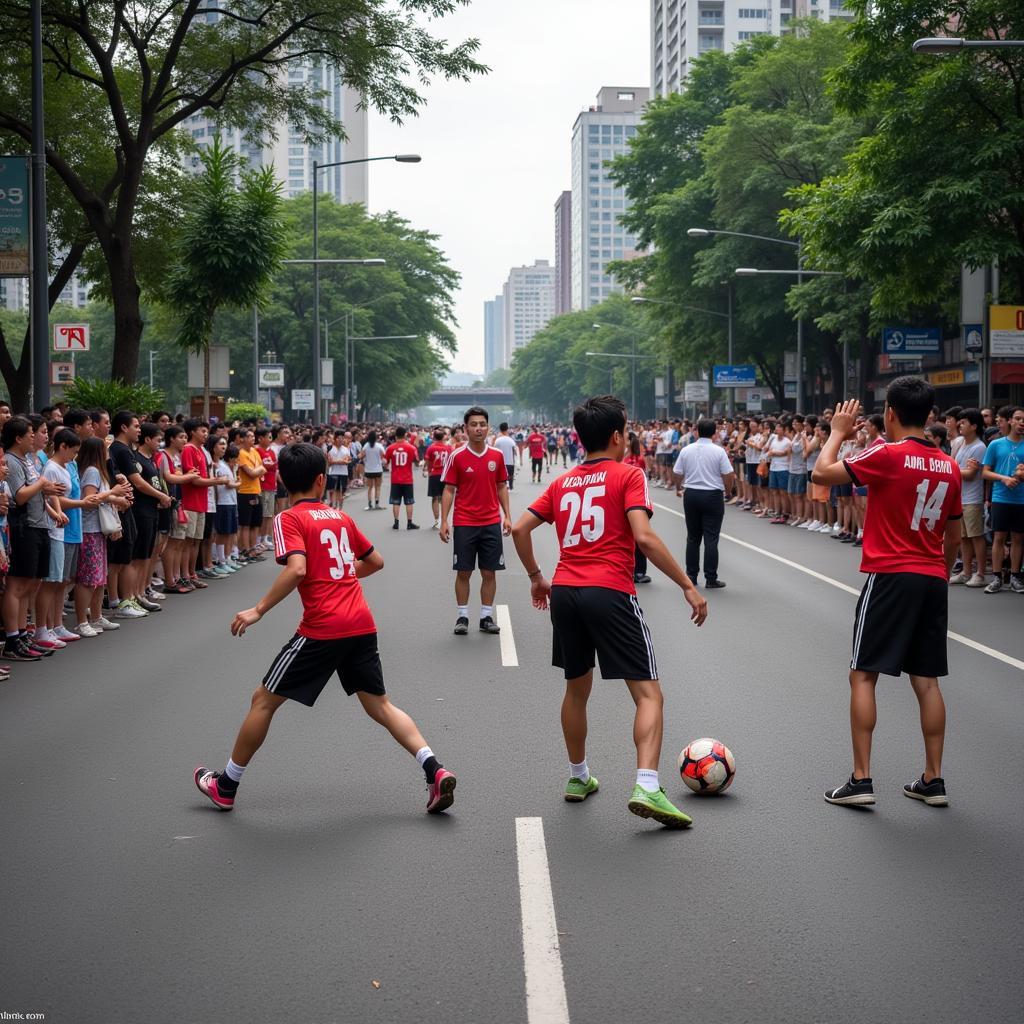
[194,766,235,811]
[426,768,456,814]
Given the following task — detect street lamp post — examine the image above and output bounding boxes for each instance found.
[592,323,649,417]
[913,37,1024,54]
[689,227,807,412]
[311,153,420,421]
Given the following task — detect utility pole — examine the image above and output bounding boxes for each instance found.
[30,0,49,409]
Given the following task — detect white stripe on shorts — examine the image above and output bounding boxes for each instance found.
[265,635,306,693]
[851,573,875,669]
[629,594,658,680]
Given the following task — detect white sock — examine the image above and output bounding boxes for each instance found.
[570,759,590,783]
[637,769,660,793]
[457,605,468,618]
[224,758,246,783]
[415,746,434,767]
[480,604,493,620]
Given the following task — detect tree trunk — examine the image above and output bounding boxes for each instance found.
[0,325,32,412]
[106,242,145,383]
[203,343,211,420]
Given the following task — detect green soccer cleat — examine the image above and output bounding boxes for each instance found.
[564,775,600,802]
[627,785,693,828]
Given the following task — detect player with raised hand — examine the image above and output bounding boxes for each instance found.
[812,380,962,809]
[512,395,708,829]
[193,443,456,816]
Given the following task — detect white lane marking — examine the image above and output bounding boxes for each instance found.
[515,817,570,1024]
[652,501,1024,673]
[497,604,519,667]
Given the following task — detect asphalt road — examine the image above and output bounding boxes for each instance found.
[2,468,1022,1024]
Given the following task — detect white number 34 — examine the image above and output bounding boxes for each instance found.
[320,527,357,578]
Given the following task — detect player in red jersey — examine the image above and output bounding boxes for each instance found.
[193,443,456,815]
[527,427,547,483]
[423,428,453,530]
[439,406,512,636]
[812,379,963,809]
[384,426,420,531]
[512,396,708,829]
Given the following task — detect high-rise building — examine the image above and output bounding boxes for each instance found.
[651,0,854,97]
[184,64,368,205]
[1,263,89,312]
[570,87,648,312]
[484,294,506,375]
[502,260,557,365]
[554,191,572,315]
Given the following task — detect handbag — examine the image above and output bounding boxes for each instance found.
[757,460,769,479]
[97,500,122,536]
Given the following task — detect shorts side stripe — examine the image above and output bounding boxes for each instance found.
[851,573,875,668]
[265,635,306,693]
[629,594,658,679]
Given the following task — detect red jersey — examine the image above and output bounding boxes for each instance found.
[384,441,418,485]
[272,499,376,639]
[425,442,452,477]
[180,443,209,513]
[528,433,547,459]
[529,458,651,594]
[440,444,508,526]
[844,436,962,580]
[624,453,646,472]
[257,446,277,491]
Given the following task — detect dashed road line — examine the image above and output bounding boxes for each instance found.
[652,500,1024,673]
[497,604,519,667]
[515,817,570,1024]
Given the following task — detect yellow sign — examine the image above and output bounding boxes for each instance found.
[928,369,964,387]
[990,305,1024,357]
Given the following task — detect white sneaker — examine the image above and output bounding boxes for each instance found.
[949,571,968,585]
[364,504,372,511]
[75,622,100,638]
[818,524,833,533]
[806,520,820,530]
[831,523,842,535]
[53,626,80,642]
[965,573,988,588]
[93,615,120,630]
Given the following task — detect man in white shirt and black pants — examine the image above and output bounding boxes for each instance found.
[673,419,735,589]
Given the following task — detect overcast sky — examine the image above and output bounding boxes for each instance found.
[369,0,649,375]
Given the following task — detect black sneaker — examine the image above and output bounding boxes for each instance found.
[453,616,469,636]
[479,615,501,634]
[824,774,875,806]
[705,579,726,589]
[903,775,948,807]
[406,521,420,531]
[6,640,42,662]
[633,573,652,584]
[392,520,400,531]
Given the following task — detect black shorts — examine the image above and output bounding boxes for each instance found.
[505,464,515,486]
[990,502,1024,534]
[202,510,214,540]
[275,480,288,500]
[452,523,505,572]
[326,475,344,492]
[365,471,383,480]
[239,495,263,528]
[427,475,445,498]
[131,512,158,561]
[262,631,386,705]
[851,572,948,678]
[9,521,50,579]
[550,585,658,681]
[389,482,414,505]
[157,506,172,535]
[107,509,137,565]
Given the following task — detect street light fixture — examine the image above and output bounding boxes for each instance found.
[735,267,841,277]
[590,322,657,417]
[913,37,1024,54]
[631,294,734,415]
[690,225,806,410]
[311,153,421,421]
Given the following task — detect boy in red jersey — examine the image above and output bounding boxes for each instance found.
[193,443,455,815]
[423,428,453,530]
[527,427,547,483]
[440,406,512,636]
[511,396,708,829]
[812,379,963,809]
[384,426,420,531]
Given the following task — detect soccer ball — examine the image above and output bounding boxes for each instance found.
[678,738,736,795]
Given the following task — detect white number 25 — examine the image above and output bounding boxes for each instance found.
[559,485,606,547]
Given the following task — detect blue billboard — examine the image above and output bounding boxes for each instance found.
[883,327,940,356]
[713,364,757,387]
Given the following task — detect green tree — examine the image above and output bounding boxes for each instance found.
[161,139,286,418]
[0,0,485,385]
[784,0,1024,311]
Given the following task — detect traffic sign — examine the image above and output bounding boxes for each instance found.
[684,380,709,402]
[53,323,90,351]
[258,364,285,388]
[990,306,1024,356]
[746,389,764,412]
[291,388,315,411]
[713,364,756,387]
[50,361,75,385]
[963,324,984,353]
[883,326,940,356]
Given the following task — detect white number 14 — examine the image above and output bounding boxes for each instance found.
[910,479,949,532]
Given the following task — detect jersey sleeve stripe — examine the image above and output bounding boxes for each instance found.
[842,459,862,486]
[625,505,654,518]
[273,512,285,555]
[357,545,374,560]
[527,507,550,523]
[276,549,304,565]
